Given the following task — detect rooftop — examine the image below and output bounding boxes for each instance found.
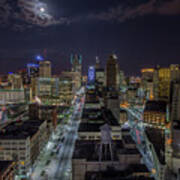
[81,108,119,126]
[73,140,123,161]
[123,135,136,145]
[85,165,152,180]
[96,68,104,72]
[0,119,45,140]
[144,100,167,113]
[79,123,104,132]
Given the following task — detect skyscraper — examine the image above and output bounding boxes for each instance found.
[153,65,180,101]
[71,54,82,74]
[39,61,51,78]
[8,73,23,90]
[170,82,180,122]
[170,64,180,82]
[106,54,119,91]
[69,54,82,92]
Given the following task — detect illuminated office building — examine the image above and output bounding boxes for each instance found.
[158,68,171,101]
[95,68,104,85]
[143,100,167,127]
[153,67,170,101]
[35,77,59,105]
[0,120,48,175]
[17,68,29,86]
[153,65,180,101]
[39,61,51,78]
[141,68,154,99]
[170,64,180,82]
[62,71,81,93]
[170,81,180,122]
[8,73,23,90]
[141,68,154,83]
[0,89,25,105]
[39,105,57,135]
[27,63,39,79]
[59,75,73,106]
[146,81,154,100]
[119,70,126,88]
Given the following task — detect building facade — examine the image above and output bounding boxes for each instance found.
[39,61,51,78]
[106,54,119,91]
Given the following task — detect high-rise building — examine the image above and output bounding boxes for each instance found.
[39,61,51,78]
[27,63,39,81]
[87,66,95,85]
[119,70,126,88]
[95,68,105,87]
[35,77,60,105]
[62,71,81,93]
[170,81,180,122]
[141,68,154,83]
[153,65,180,101]
[8,73,23,90]
[59,75,73,106]
[141,68,154,99]
[106,54,119,91]
[170,64,180,82]
[153,67,171,101]
[95,56,100,69]
[71,54,82,73]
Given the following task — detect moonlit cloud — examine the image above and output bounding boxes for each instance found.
[0,0,71,31]
[89,0,180,22]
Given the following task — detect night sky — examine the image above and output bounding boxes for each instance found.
[0,0,180,75]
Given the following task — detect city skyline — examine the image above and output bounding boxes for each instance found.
[0,0,180,75]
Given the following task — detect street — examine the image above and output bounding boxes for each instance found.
[30,93,85,180]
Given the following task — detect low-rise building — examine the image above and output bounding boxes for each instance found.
[0,119,47,175]
[143,100,167,127]
[0,89,25,105]
[72,139,151,180]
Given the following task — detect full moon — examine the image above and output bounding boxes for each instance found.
[40,7,45,13]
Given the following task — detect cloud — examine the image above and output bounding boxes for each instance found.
[89,0,180,22]
[0,0,71,31]
[0,0,179,31]
[17,0,70,27]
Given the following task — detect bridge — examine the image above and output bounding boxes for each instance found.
[121,105,166,180]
